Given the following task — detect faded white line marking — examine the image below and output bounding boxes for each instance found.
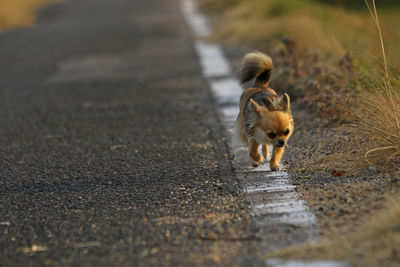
[209,78,242,102]
[246,178,291,189]
[179,0,211,38]
[246,191,301,203]
[194,41,231,77]
[244,185,296,193]
[264,171,289,178]
[276,211,317,226]
[254,210,317,227]
[220,106,239,121]
[47,53,134,83]
[74,241,101,248]
[235,164,272,172]
[254,200,308,214]
[266,259,347,267]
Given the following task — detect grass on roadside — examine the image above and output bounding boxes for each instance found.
[201,0,400,66]
[0,0,60,32]
[326,0,400,173]
[327,73,400,173]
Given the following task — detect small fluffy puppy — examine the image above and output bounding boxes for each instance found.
[235,51,294,171]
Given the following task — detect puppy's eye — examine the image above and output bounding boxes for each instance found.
[283,129,290,136]
[267,132,276,139]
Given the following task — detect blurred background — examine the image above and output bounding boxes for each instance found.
[200,0,400,67]
[0,0,59,31]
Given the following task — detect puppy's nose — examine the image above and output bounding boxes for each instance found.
[277,140,285,147]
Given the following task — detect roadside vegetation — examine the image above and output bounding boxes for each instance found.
[0,0,60,32]
[201,0,400,64]
[200,0,400,265]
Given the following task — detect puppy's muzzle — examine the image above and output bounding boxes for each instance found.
[277,140,285,147]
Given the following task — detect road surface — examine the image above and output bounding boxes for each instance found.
[0,0,264,265]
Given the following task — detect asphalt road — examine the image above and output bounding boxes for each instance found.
[0,0,264,265]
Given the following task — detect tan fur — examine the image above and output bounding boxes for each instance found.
[235,52,294,171]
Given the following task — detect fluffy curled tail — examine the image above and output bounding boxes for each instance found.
[239,51,273,87]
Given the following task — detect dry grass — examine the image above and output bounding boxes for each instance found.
[0,0,60,31]
[266,193,400,266]
[350,0,400,169]
[299,73,400,175]
[335,76,400,172]
[327,0,400,172]
[201,0,400,66]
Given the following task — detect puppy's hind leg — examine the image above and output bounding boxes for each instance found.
[249,139,264,167]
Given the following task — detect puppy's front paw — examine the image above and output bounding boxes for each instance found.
[251,154,264,168]
[270,164,281,172]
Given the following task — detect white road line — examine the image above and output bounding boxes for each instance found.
[266,259,346,267]
[219,106,239,121]
[245,185,296,194]
[254,200,308,214]
[179,0,211,38]
[180,1,346,265]
[209,78,242,102]
[194,41,231,77]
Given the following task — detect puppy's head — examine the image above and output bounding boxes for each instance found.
[248,94,294,146]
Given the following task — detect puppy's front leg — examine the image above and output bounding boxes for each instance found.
[249,139,264,167]
[270,146,284,171]
[262,144,269,161]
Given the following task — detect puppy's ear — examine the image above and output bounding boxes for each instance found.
[250,99,263,115]
[280,93,291,112]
